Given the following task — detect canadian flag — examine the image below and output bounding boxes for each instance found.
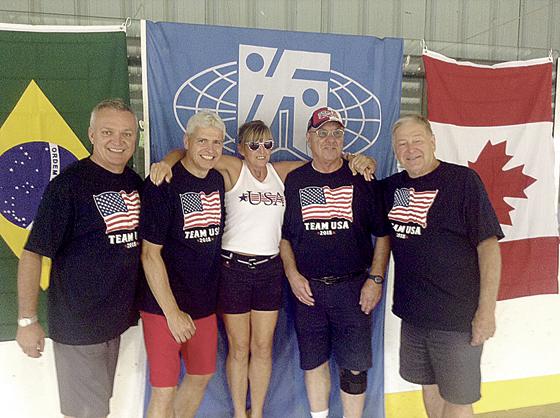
[423,49,559,300]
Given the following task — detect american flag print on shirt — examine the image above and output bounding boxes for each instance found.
[93,190,140,233]
[180,191,222,229]
[388,188,438,229]
[299,185,353,222]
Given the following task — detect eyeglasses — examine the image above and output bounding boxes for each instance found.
[246,140,274,151]
[312,129,345,139]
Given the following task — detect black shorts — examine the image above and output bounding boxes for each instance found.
[399,321,483,405]
[294,276,372,371]
[218,251,284,314]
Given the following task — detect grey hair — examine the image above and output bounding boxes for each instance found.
[90,98,136,127]
[391,114,433,138]
[185,110,226,137]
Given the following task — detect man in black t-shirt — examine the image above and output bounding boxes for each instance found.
[384,114,503,418]
[16,99,142,418]
[280,107,391,418]
[139,111,226,418]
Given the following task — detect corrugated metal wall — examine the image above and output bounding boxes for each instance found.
[3,0,559,48]
[2,0,557,107]
[1,0,558,159]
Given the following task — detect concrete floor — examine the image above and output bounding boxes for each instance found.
[476,403,560,417]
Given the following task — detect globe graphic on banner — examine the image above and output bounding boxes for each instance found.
[173,62,381,157]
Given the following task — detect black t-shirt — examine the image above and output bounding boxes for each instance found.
[382,161,504,332]
[139,162,225,319]
[282,161,390,278]
[25,158,142,345]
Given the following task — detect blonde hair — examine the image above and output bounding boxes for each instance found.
[90,98,136,127]
[237,120,272,148]
[391,114,433,138]
[185,110,226,137]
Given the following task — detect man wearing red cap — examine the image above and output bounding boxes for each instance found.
[280,107,391,418]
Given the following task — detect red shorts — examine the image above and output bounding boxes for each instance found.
[141,311,217,387]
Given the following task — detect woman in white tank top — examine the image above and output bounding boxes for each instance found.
[150,121,375,418]
[212,121,302,418]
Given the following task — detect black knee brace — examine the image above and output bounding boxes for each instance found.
[339,368,367,395]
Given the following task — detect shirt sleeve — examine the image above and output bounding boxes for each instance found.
[281,173,297,242]
[139,177,172,245]
[463,169,505,246]
[25,176,74,258]
[367,179,392,237]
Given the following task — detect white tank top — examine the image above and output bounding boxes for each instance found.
[222,161,286,255]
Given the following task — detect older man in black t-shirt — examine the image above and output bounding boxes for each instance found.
[16,99,142,418]
[280,107,391,418]
[383,114,503,418]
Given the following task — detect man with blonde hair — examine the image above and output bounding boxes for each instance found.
[17,98,142,418]
[139,110,226,418]
[384,114,503,418]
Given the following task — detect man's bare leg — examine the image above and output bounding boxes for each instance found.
[305,361,331,414]
[146,386,176,418]
[422,385,473,418]
[174,373,213,418]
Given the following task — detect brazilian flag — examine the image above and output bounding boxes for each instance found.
[0,23,130,340]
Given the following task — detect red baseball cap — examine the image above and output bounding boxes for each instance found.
[307,107,345,131]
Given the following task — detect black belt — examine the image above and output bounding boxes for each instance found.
[308,270,367,285]
[221,251,278,269]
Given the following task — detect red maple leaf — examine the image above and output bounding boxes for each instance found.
[468,140,536,226]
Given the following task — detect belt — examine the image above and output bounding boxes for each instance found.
[221,251,278,270]
[308,270,367,285]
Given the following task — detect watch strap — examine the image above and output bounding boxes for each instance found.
[367,273,384,284]
[18,315,38,327]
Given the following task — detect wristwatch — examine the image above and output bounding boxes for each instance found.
[18,315,38,327]
[367,274,384,284]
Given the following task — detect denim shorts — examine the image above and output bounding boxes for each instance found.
[218,251,284,314]
[294,275,372,371]
[400,320,483,404]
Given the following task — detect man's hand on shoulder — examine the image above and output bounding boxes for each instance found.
[16,322,46,358]
[470,307,496,346]
[359,279,382,314]
[348,154,376,181]
[150,161,173,186]
[286,271,315,306]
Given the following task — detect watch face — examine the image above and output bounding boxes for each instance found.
[18,316,37,327]
[370,274,384,284]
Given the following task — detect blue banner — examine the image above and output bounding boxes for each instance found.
[144,20,403,417]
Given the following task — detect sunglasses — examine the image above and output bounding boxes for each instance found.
[246,140,274,151]
[312,129,345,139]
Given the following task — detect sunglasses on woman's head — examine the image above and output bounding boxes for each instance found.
[246,140,274,151]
